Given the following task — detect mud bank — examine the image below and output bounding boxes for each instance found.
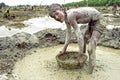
[0,8,48,26]
[0,27,120,79]
[0,7,120,79]
[13,44,120,80]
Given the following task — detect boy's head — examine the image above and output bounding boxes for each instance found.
[48,3,63,17]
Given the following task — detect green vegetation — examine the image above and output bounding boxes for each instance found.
[0,2,8,8]
[64,0,120,7]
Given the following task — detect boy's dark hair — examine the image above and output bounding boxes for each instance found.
[48,3,63,17]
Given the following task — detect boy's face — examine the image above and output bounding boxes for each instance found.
[51,10,64,23]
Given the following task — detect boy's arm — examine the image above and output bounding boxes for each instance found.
[70,19,84,55]
[60,22,71,54]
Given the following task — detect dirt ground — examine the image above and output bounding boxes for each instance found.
[13,44,120,80]
[0,8,48,27]
[0,6,120,80]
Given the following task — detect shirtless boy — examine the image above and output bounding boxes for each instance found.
[48,3,105,74]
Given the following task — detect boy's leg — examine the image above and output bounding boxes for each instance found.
[83,29,92,53]
[87,30,102,74]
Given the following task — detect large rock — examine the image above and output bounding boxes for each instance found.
[0,37,13,50]
[34,28,65,47]
[11,32,39,49]
[34,28,78,47]
[98,28,120,49]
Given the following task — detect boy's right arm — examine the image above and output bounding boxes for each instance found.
[60,22,71,54]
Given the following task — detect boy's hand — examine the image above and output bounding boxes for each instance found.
[59,51,65,55]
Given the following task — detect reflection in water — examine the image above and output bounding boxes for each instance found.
[0,16,66,37]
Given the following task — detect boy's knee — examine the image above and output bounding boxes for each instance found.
[87,38,96,54]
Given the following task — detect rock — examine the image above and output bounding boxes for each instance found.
[11,32,39,49]
[99,28,120,49]
[0,37,13,50]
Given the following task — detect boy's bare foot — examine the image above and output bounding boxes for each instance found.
[88,66,94,74]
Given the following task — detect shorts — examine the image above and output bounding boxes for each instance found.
[89,15,107,34]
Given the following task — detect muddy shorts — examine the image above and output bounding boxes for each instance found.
[94,20,106,33]
[90,15,107,34]
[89,14,107,33]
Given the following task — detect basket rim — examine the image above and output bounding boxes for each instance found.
[56,51,79,64]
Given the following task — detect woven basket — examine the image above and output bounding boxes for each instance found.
[56,51,87,69]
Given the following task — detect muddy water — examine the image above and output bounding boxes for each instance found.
[1,14,120,37]
[13,44,120,80]
[0,16,66,37]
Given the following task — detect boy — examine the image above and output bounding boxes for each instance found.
[48,3,105,73]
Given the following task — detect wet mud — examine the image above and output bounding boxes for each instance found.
[13,44,120,80]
